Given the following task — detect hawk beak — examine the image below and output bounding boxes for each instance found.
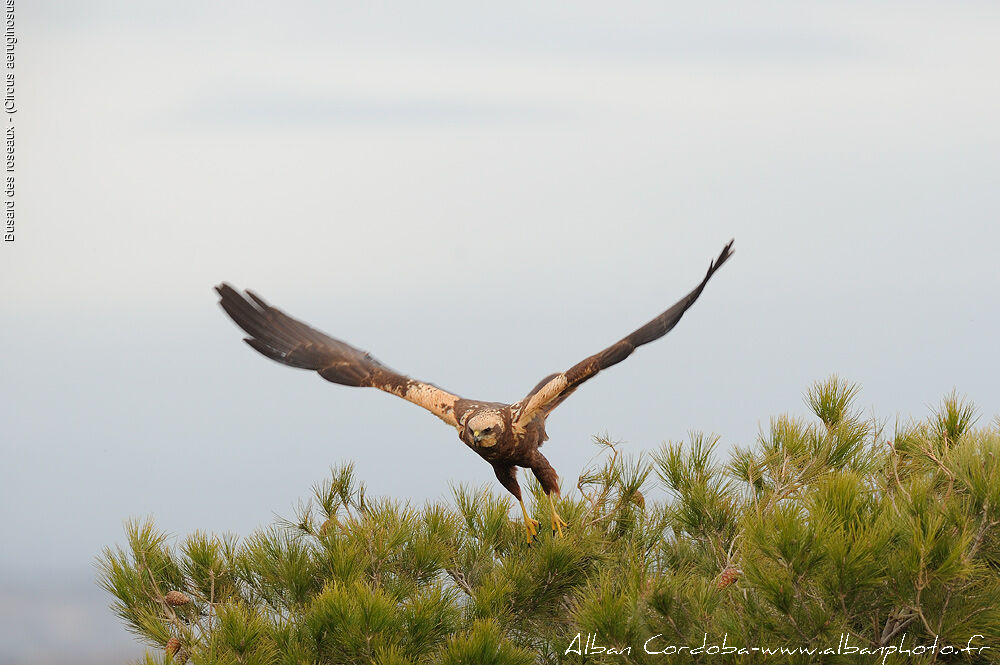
[472,430,482,443]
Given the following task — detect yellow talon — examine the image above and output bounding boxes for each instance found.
[519,499,540,543]
[548,492,568,537]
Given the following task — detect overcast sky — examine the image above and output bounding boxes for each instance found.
[3,2,999,663]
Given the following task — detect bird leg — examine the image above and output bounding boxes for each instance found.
[519,499,540,543]
[548,492,568,536]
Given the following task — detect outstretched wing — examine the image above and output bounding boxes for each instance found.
[512,240,734,431]
[215,284,462,427]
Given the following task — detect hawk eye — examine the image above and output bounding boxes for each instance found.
[482,427,493,434]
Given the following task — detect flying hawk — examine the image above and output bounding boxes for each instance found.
[216,240,733,542]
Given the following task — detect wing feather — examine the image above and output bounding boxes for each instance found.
[513,240,734,429]
[216,284,461,426]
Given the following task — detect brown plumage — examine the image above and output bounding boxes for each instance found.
[215,240,734,540]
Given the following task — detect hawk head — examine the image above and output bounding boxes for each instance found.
[465,411,504,448]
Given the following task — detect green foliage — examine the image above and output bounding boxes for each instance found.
[100,378,1000,664]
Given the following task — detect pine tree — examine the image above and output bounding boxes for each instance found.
[99,378,1000,664]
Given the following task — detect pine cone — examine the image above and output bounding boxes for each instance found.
[630,490,646,510]
[640,577,653,599]
[164,590,191,606]
[319,517,336,535]
[174,648,190,663]
[165,637,181,657]
[716,566,740,589]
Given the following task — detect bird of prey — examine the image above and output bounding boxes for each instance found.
[216,240,733,542]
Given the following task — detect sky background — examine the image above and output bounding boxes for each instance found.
[3,1,999,663]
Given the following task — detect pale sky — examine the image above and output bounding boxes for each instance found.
[3,2,999,662]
